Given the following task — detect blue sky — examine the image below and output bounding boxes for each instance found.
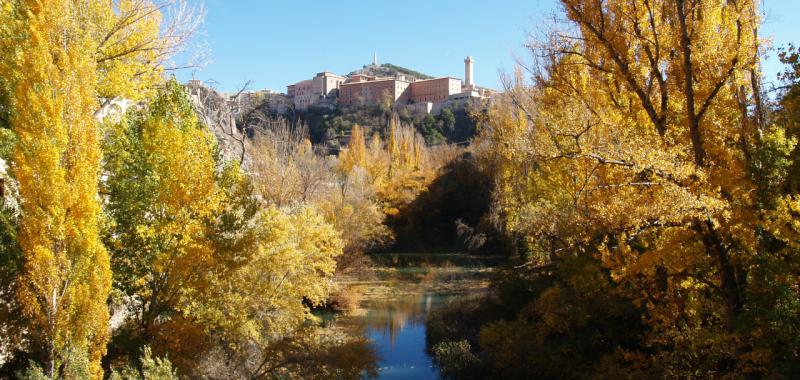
[177,0,800,94]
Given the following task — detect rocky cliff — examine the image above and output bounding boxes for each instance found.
[186,81,250,167]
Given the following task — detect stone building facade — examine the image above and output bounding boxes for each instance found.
[409,77,462,103]
[338,76,462,107]
[338,77,412,106]
[287,71,346,110]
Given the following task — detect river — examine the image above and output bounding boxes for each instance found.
[333,253,501,379]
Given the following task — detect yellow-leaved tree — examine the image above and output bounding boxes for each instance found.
[339,124,366,173]
[102,81,223,372]
[103,83,360,377]
[0,0,200,376]
[248,119,392,271]
[376,114,437,216]
[7,1,109,377]
[483,0,788,374]
[333,115,461,251]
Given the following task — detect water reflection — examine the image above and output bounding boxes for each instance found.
[362,294,440,349]
[336,253,499,380]
[363,295,442,379]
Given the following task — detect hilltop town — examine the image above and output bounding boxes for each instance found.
[201,55,497,118]
[286,55,496,114]
[186,56,499,150]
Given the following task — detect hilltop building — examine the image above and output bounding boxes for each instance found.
[287,56,496,112]
[287,71,346,110]
[338,77,410,106]
[408,77,463,103]
[464,56,474,89]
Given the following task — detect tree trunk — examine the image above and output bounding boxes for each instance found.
[676,0,706,167]
[701,220,742,332]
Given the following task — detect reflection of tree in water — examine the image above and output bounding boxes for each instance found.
[334,252,499,375]
[362,293,439,349]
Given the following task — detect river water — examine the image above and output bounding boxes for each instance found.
[335,253,500,379]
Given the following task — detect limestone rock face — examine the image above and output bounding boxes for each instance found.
[0,158,19,214]
[95,98,134,122]
[186,81,250,167]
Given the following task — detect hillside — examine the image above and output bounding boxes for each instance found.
[348,63,434,81]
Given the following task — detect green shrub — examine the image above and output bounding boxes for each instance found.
[110,347,178,380]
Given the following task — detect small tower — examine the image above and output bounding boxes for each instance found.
[464,56,474,89]
[373,52,379,66]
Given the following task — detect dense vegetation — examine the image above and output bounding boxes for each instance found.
[0,1,386,378]
[0,3,469,377]
[0,0,799,379]
[264,102,480,148]
[426,0,800,379]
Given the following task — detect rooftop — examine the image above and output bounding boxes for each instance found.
[410,76,462,83]
[340,77,411,86]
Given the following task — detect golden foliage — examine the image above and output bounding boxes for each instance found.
[4,1,109,377]
[339,124,366,173]
[1,0,200,375]
[341,114,459,218]
[250,119,392,269]
[483,0,784,373]
[102,83,223,372]
[104,85,346,375]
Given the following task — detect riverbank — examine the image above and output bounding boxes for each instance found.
[330,253,502,379]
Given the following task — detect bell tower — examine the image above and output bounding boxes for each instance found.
[464,56,474,89]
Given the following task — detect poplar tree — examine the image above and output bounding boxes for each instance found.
[0,0,198,376]
[340,124,366,172]
[7,1,109,376]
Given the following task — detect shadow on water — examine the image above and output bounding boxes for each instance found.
[332,253,501,379]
